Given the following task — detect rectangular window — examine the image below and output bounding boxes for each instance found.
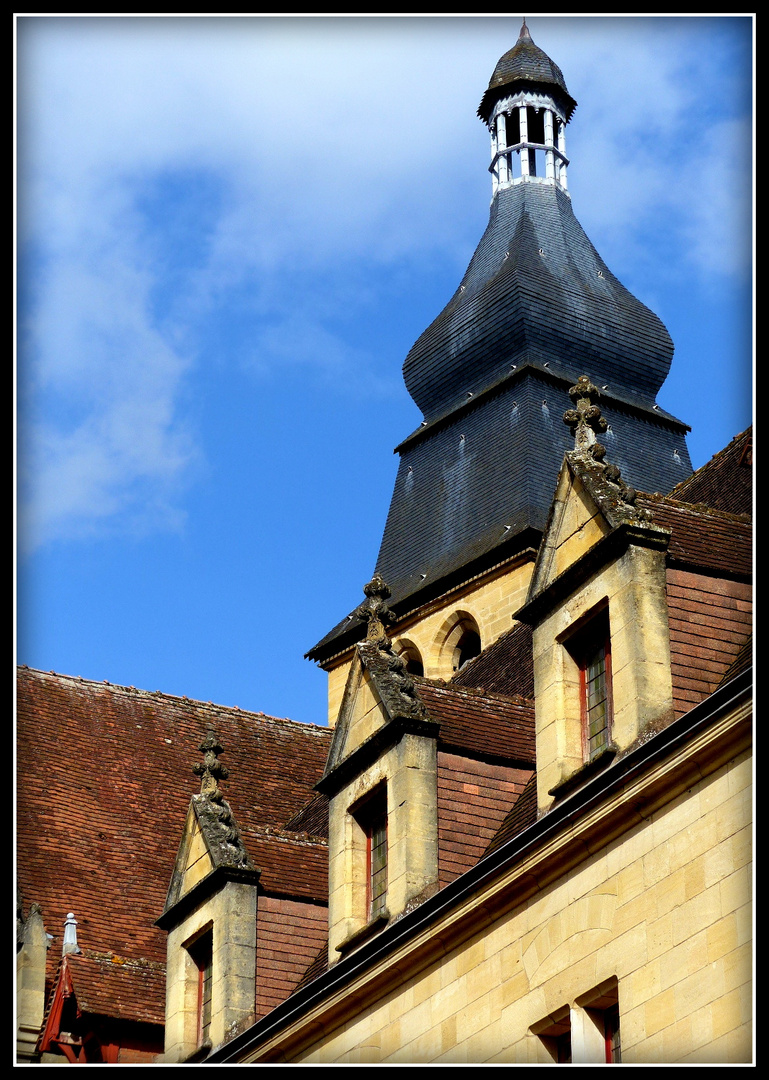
[603,1002,621,1063]
[187,929,213,1047]
[532,1006,571,1063]
[571,608,613,760]
[535,981,621,1063]
[368,812,387,918]
[358,786,388,922]
[576,977,621,1063]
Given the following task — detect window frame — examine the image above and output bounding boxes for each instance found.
[565,605,613,763]
[186,926,213,1049]
[353,785,389,923]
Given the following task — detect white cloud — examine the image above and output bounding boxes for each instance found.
[16,16,752,551]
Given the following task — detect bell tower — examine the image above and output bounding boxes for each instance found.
[482,19,575,196]
[309,22,693,723]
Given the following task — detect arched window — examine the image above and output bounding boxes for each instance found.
[436,613,483,677]
[454,626,481,671]
[394,640,424,677]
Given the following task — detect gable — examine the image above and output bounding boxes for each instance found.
[324,653,390,775]
[174,805,215,902]
[324,640,431,779]
[530,457,611,597]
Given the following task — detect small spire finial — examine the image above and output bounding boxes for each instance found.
[193,728,229,798]
[356,574,396,646]
[563,375,608,454]
[62,911,80,956]
[519,18,531,41]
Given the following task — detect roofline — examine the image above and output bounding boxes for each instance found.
[306,537,540,665]
[395,361,690,455]
[17,665,330,738]
[210,667,751,1063]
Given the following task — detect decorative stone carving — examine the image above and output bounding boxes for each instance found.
[563,375,609,453]
[356,574,396,646]
[193,729,229,798]
[192,730,251,869]
[563,377,652,522]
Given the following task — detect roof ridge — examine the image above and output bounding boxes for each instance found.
[250,824,328,846]
[76,949,166,972]
[17,665,330,735]
[638,492,752,523]
[671,426,751,491]
[419,680,533,708]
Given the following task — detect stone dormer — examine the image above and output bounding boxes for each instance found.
[158,730,260,1062]
[317,576,440,962]
[16,899,49,1062]
[518,377,675,813]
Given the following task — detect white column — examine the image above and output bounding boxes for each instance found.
[519,105,529,179]
[497,112,509,186]
[544,109,555,181]
[490,122,498,195]
[558,119,568,190]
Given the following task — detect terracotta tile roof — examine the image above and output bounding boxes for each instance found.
[58,953,166,1025]
[284,792,329,839]
[637,494,752,578]
[451,621,534,698]
[416,680,535,764]
[249,831,328,901]
[719,634,753,687]
[483,772,538,857]
[670,427,752,516]
[16,667,331,1023]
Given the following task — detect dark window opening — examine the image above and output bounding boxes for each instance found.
[397,643,424,677]
[505,109,521,147]
[533,1007,571,1063]
[527,106,545,144]
[454,628,481,671]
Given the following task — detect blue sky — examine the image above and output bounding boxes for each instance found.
[16,15,753,727]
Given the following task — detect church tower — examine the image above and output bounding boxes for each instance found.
[308,22,693,722]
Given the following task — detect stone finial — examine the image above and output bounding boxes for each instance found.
[62,911,80,956]
[193,728,229,798]
[563,375,608,454]
[356,574,396,646]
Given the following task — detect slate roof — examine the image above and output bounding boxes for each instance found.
[16,669,332,1025]
[309,373,692,662]
[403,183,678,425]
[310,180,693,661]
[477,24,577,124]
[308,27,694,662]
